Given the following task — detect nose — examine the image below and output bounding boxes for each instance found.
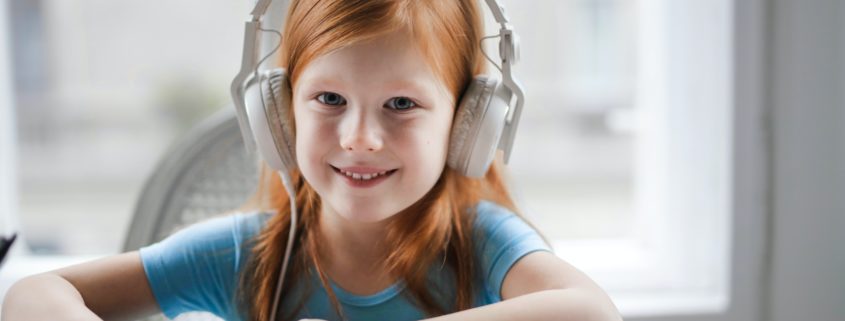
[339,110,384,152]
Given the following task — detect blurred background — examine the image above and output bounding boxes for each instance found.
[8,0,249,254]
[7,0,639,255]
[1,0,843,321]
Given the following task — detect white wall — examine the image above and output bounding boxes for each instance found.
[767,0,845,320]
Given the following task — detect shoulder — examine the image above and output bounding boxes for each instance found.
[471,200,551,301]
[137,211,273,320]
[163,211,271,243]
[139,211,273,270]
[472,200,543,245]
[473,200,517,225]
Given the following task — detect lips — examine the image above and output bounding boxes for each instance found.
[330,165,398,187]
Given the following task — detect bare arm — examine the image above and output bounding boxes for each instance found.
[424,251,622,321]
[2,251,160,321]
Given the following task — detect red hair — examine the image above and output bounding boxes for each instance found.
[237,1,526,320]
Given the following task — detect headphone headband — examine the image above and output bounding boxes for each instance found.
[231,0,291,158]
[250,0,277,18]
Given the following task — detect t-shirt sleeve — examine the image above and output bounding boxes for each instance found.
[138,213,264,320]
[474,201,552,302]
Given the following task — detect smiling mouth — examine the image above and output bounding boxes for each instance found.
[330,166,398,182]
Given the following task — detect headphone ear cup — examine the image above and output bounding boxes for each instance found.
[261,69,297,171]
[448,76,508,177]
[244,68,296,172]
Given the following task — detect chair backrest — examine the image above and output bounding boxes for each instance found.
[124,107,259,321]
[124,107,259,250]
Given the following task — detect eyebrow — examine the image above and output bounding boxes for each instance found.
[300,76,437,95]
[383,79,436,95]
[297,76,345,90]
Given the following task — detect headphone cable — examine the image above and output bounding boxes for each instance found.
[480,34,503,72]
[269,170,297,321]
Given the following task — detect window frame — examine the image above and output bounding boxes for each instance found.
[1,0,20,240]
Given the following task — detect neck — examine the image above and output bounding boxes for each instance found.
[318,202,414,294]
[318,204,392,271]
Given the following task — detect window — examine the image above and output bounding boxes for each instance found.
[498,0,732,317]
[499,0,637,241]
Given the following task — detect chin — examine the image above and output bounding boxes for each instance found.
[332,199,403,223]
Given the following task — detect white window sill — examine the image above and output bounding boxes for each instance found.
[614,290,727,319]
[553,239,729,319]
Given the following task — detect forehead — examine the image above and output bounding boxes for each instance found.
[295,31,449,96]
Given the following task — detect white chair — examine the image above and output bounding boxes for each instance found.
[125,107,259,320]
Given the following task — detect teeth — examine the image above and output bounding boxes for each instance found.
[339,169,392,181]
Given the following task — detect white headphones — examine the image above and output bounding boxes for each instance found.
[229,1,525,319]
[232,0,525,179]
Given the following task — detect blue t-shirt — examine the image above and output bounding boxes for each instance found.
[139,200,550,320]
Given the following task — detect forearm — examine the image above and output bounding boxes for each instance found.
[425,289,622,321]
[2,273,103,321]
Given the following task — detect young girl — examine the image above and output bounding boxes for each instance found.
[2,0,621,320]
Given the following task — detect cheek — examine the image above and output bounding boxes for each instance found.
[407,116,452,162]
[293,113,310,157]
[293,110,332,168]
[294,108,331,147]
[433,112,454,153]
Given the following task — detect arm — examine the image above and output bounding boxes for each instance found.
[424,251,621,321]
[1,251,160,321]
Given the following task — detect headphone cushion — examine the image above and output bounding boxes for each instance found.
[261,69,297,172]
[448,76,498,176]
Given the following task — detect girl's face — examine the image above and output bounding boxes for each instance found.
[292,31,455,223]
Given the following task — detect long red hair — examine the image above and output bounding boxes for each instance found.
[237,1,525,320]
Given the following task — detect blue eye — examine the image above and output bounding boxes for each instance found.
[316,92,346,106]
[385,97,417,111]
